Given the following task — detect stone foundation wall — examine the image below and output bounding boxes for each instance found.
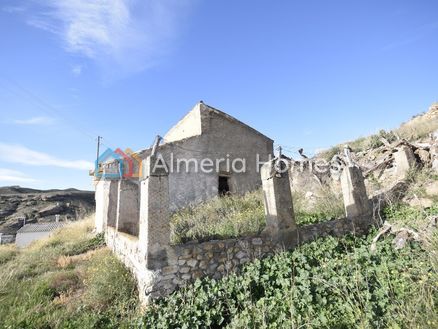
[106,215,374,303]
[298,216,373,242]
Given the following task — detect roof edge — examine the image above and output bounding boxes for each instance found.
[200,103,274,142]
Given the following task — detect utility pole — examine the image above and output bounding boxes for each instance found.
[96,136,102,166]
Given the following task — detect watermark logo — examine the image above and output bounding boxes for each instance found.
[95,148,341,179]
[95,148,143,179]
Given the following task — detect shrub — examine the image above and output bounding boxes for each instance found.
[141,230,438,328]
[319,146,341,161]
[383,202,438,230]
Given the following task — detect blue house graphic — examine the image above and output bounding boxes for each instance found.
[95,148,124,179]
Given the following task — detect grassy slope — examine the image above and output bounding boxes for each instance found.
[0,217,138,329]
[319,105,438,160]
[1,202,437,328]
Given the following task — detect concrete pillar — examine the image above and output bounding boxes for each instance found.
[116,180,140,236]
[106,181,119,228]
[139,155,170,270]
[341,166,372,219]
[94,180,106,233]
[394,145,416,179]
[261,159,296,238]
[94,179,119,233]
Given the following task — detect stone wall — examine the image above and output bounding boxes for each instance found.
[106,215,374,302]
[163,216,373,296]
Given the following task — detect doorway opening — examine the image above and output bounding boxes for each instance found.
[218,176,230,196]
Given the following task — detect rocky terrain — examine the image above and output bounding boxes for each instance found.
[0,186,95,235]
[292,103,438,210]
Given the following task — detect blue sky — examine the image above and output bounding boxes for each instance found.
[0,0,437,190]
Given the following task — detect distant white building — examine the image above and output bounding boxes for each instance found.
[15,223,64,248]
[0,233,15,245]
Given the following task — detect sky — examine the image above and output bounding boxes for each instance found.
[0,0,437,191]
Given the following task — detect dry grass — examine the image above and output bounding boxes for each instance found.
[319,107,438,160]
[171,187,346,244]
[171,190,266,244]
[0,244,17,265]
[30,215,95,251]
[0,215,139,328]
[293,186,345,224]
[395,111,438,141]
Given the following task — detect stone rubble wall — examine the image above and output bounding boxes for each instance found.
[154,216,374,297]
[106,215,374,302]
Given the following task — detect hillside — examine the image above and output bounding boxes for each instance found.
[0,203,436,328]
[0,217,138,328]
[0,186,95,235]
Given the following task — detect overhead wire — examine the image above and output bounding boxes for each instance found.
[0,76,117,150]
[0,77,333,159]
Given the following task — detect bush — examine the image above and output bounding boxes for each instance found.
[383,202,438,230]
[320,146,342,161]
[141,230,438,328]
[367,130,397,149]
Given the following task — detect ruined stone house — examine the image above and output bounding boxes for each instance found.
[93,103,379,305]
[95,102,274,234]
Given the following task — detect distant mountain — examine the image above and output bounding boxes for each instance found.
[0,186,85,195]
[0,186,95,235]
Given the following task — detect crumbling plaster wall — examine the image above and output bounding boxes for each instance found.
[134,110,273,211]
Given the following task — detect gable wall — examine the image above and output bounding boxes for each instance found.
[152,110,273,210]
[164,105,202,143]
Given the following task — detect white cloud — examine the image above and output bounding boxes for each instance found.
[71,64,83,76]
[0,143,93,170]
[0,168,37,183]
[14,116,55,125]
[21,0,195,75]
[2,5,27,13]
